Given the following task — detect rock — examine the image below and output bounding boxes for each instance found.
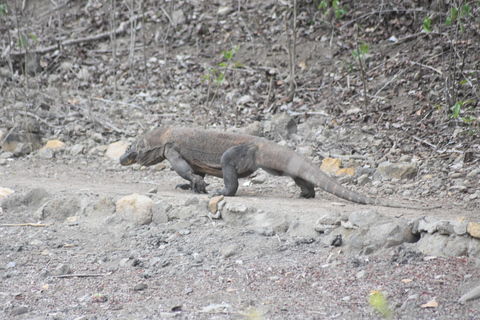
[208,195,224,214]
[336,167,355,177]
[184,197,199,206]
[172,9,186,25]
[269,113,297,139]
[70,144,84,155]
[0,187,14,200]
[248,211,291,234]
[251,172,267,184]
[320,158,341,175]
[152,201,172,224]
[90,132,103,143]
[297,146,314,157]
[1,188,49,213]
[437,220,468,236]
[245,121,264,137]
[217,6,232,16]
[115,193,154,226]
[0,151,14,159]
[415,216,440,234]
[13,142,34,157]
[219,244,237,258]
[391,243,424,264]
[10,306,28,316]
[449,185,468,193]
[288,219,319,238]
[105,141,130,162]
[316,212,342,225]
[467,222,480,239]
[43,196,81,221]
[38,147,55,159]
[84,196,115,218]
[40,139,66,152]
[133,282,148,291]
[77,66,91,81]
[348,210,386,228]
[167,206,196,221]
[357,174,371,186]
[416,233,469,257]
[2,132,42,153]
[54,263,73,275]
[466,168,480,179]
[374,161,417,180]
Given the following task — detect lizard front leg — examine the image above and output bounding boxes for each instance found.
[164,145,207,194]
[217,144,258,196]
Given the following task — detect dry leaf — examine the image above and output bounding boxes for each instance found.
[421,298,438,308]
[226,288,236,292]
[402,279,413,283]
[298,60,307,71]
[43,284,49,290]
[416,109,422,116]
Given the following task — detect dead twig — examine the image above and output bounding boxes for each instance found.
[51,273,108,278]
[0,223,54,227]
[412,136,437,149]
[9,11,153,56]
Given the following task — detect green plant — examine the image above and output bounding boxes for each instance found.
[318,0,347,19]
[369,290,392,318]
[202,45,240,128]
[0,3,9,15]
[450,99,475,122]
[352,41,369,60]
[352,34,370,112]
[423,15,431,32]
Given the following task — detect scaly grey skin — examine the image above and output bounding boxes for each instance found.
[120,127,438,210]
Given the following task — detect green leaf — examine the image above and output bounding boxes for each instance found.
[219,62,228,68]
[423,16,431,32]
[446,16,452,26]
[459,19,464,34]
[234,61,245,68]
[223,52,231,60]
[459,80,468,86]
[0,4,7,15]
[318,0,328,10]
[451,101,462,118]
[29,33,38,44]
[462,4,470,17]
[451,7,458,21]
[18,34,28,49]
[360,42,369,55]
[215,73,225,85]
[352,50,360,59]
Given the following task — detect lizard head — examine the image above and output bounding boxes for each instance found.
[120,135,166,167]
[119,139,143,166]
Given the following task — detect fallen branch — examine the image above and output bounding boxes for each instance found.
[9,11,153,56]
[0,222,53,227]
[51,273,108,278]
[413,136,436,149]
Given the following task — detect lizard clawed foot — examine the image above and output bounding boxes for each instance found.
[175,183,191,190]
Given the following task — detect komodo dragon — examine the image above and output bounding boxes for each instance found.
[119,127,434,209]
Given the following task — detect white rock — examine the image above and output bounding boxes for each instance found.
[115,193,154,226]
[106,141,130,162]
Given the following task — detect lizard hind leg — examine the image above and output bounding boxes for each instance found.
[217,144,258,196]
[294,177,316,198]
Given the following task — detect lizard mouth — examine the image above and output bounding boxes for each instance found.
[119,151,137,166]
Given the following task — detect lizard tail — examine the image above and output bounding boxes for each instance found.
[255,144,434,210]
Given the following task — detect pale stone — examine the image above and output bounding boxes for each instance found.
[115,193,154,226]
[106,141,130,162]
